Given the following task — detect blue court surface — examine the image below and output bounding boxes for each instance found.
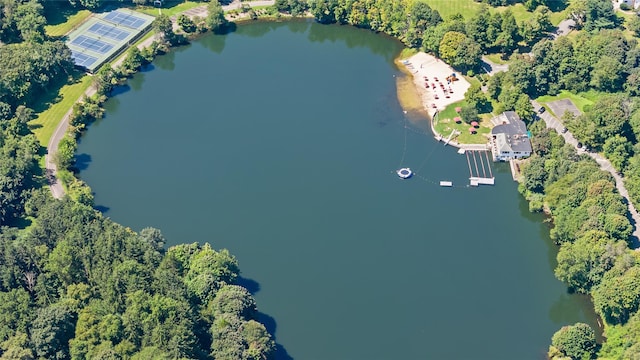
[71,51,98,68]
[71,35,114,54]
[88,23,131,41]
[104,11,147,29]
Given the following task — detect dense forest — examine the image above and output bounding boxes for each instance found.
[3,0,640,357]
[0,0,275,358]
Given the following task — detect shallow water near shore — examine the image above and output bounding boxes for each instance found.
[76,20,598,359]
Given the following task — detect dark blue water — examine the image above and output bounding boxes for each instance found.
[76,20,598,359]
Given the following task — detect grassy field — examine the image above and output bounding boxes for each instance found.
[422,0,567,25]
[484,53,509,65]
[421,0,483,20]
[135,1,202,17]
[434,100,491,144]
[45,9,92,37]
[536,90,595,113]
[29,74,93,146]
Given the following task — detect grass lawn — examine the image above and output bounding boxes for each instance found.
[495,3,530,22]
[484,53,509,65]
[135,1,202,17]
[422,0,567,26]
[421,0,482,19]
[29,74,93,146]
[45,9,92,37]
[434,100,491,144]
[549,8,570,26]
[536,90,595,113]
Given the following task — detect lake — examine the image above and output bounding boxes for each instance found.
[76,20,598,359]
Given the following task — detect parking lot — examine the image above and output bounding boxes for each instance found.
[547,99,582,119]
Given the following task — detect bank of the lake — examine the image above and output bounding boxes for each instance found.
[76,20,598,359]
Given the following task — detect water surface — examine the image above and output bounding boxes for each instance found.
[77,20,598,359]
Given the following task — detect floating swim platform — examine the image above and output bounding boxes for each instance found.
[397,168,412,179]
[440,181,453,187]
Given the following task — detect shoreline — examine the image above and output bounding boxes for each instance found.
[396,52,488,150]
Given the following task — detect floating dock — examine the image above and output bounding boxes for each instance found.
[465,150,495,186]
[440,181,453,187]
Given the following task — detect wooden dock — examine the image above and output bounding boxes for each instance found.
[465,150,495,186]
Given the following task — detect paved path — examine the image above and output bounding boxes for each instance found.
[480,56,509,76]
[531,100,640,248]
[46,0,275,199]
[552,19,575,39]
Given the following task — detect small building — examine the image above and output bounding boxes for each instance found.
[490,111,532,161]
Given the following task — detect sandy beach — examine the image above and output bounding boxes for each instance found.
[401,52,471,117]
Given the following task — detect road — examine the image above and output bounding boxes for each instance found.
[46,0,275,199]
[531,100,640,248]
[552,19,575,39]
[480,56,509,76]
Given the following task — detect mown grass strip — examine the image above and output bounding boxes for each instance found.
[536,90,595,113]
[45,10,92,37]
[29,75,93,146]
[135,1,202,17]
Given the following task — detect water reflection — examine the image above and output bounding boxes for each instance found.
[199,33,227,54]
[549,292,602,339]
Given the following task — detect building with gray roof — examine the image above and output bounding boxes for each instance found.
[490,111,532,161]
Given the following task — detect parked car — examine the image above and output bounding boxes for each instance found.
[538,107,546,114]
[561,127,568,133]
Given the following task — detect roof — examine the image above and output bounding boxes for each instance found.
[491,111,532,153]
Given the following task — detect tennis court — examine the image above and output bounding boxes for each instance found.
[71,51,98,68]
[71,35,114,54]
[66,9,154,73]
[104,10,148,29]
[87,23,131,41]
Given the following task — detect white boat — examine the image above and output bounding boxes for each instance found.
[397,168,412,179]
[440,181,453,187]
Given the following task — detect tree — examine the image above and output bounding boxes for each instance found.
[177,14,196,33]
[207,1,228,33]
[593,266,640,324]
[627,15,640,37]
[152,14,177,44]
[0,332,34,360]
[550,323,597,360]
[459,105,479,124]
[310,0,337,24]
[603,135,632,171]
[599,311,640,358]
[0,289,32,343]
[466,5,491,50]
[185,245,239,302]
[495,10,520,54]
[624,68,640,96]
[207,285,257,321]
[520,6,552,46]
[583,0,617,32]
[14,1,45,43]
[421,23,446,56]
[590,56,625,92]
[31,305,75,359]
[515,93,534,122]
[522,155,547,192]
[464,83,490,112]
[554,230,620,293]
[439,31,481,72]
